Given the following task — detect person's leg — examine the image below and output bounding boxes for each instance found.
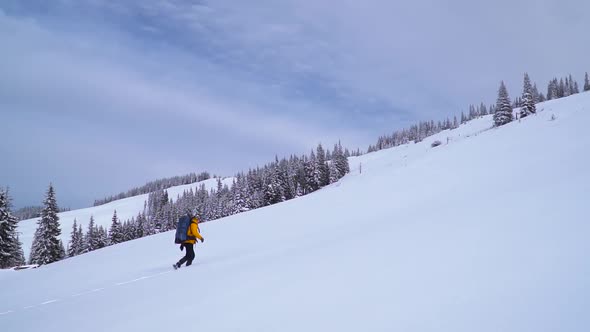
[177,245,190,267]
[185,244,195,266]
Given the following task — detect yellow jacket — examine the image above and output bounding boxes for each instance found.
[184,218,204,244]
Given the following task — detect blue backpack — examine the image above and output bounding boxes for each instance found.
[175,215,196,244]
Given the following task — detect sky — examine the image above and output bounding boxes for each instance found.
[1,0,588,209]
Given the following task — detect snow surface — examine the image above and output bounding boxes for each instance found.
[18,177,235,258]
[2,93,590,331]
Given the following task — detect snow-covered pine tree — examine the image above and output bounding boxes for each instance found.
[0,188,25,268]
[468,104,476,120]
[305,151,318,193]
[276,160,291,202]
[109,210,124,245]
[316,144,330,187]
[333,142,350,178]
[493,81,513,126]
[77,224,84,252]
[547,78,557,100]
[67,219,84,257]
[29,184,63,265]
[584,72,590,92]
[328,162,340,184]
[538,92,546,102]
[558,78,565,98]
[564,77,571,97]
[96,226,108,249]
[532,83,540,104]
[480,102,488,116]
[230,177,243,215]
[121,220,134,242]
[520,73,536,118]
[135,212,145,239]
[568,75,578,94]
[84,216,97,252]
[264,161,285,205]
[14,235,25,266]
[57,240,66,260]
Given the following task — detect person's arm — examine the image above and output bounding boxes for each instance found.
[191,222,204,242]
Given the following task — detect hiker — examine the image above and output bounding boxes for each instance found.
[174,215,204,269]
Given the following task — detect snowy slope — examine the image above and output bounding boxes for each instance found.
[18,177,235,258]
[2,93,590,332]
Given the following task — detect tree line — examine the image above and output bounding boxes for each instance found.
[368,71,590,152]
[93,172,212,206]
[13,205,70,221]
[494,72,589,127]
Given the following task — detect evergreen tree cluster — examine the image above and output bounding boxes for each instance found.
[462,103,495,124]
[67,142,351,258]
[0,188,25,268]
[93,172,211,206]
[140,142,350,231]
[368,101,499,153]
[495,72,587,127]
[13,205,70,221]
[371,71,589,146]
[369,114,463,152]
[513,81,544,108]
[546,74,581,100]
[67,212,147,257]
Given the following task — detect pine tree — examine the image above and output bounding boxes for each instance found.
[558,78,565,98]
[584,72,590,92]
[328,162,340,184]
[568,75,578,94]
[316,144,330,187]
[14,235,25,266]
[77,224,84,252]
[108,210,124,245]
[547,78,559,100]
[57,240,66,260]
[96,226,108,249]
[520,73,536,118]
[538,92,546,102]
[564,77,571,97]
[136,216,146,239]
[29,184,63,265]
[333,142,350,178]
[0,189,24,268]
[479,103,488,116]
[532,83,540,103]
[304,152,318,193]
[85,216,96,252]
[67,219,84,257]
[493,81,513,126]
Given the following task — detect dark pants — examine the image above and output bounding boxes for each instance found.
[178,243,195,267]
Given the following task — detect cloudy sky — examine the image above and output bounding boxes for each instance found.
[1,0,588,209]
